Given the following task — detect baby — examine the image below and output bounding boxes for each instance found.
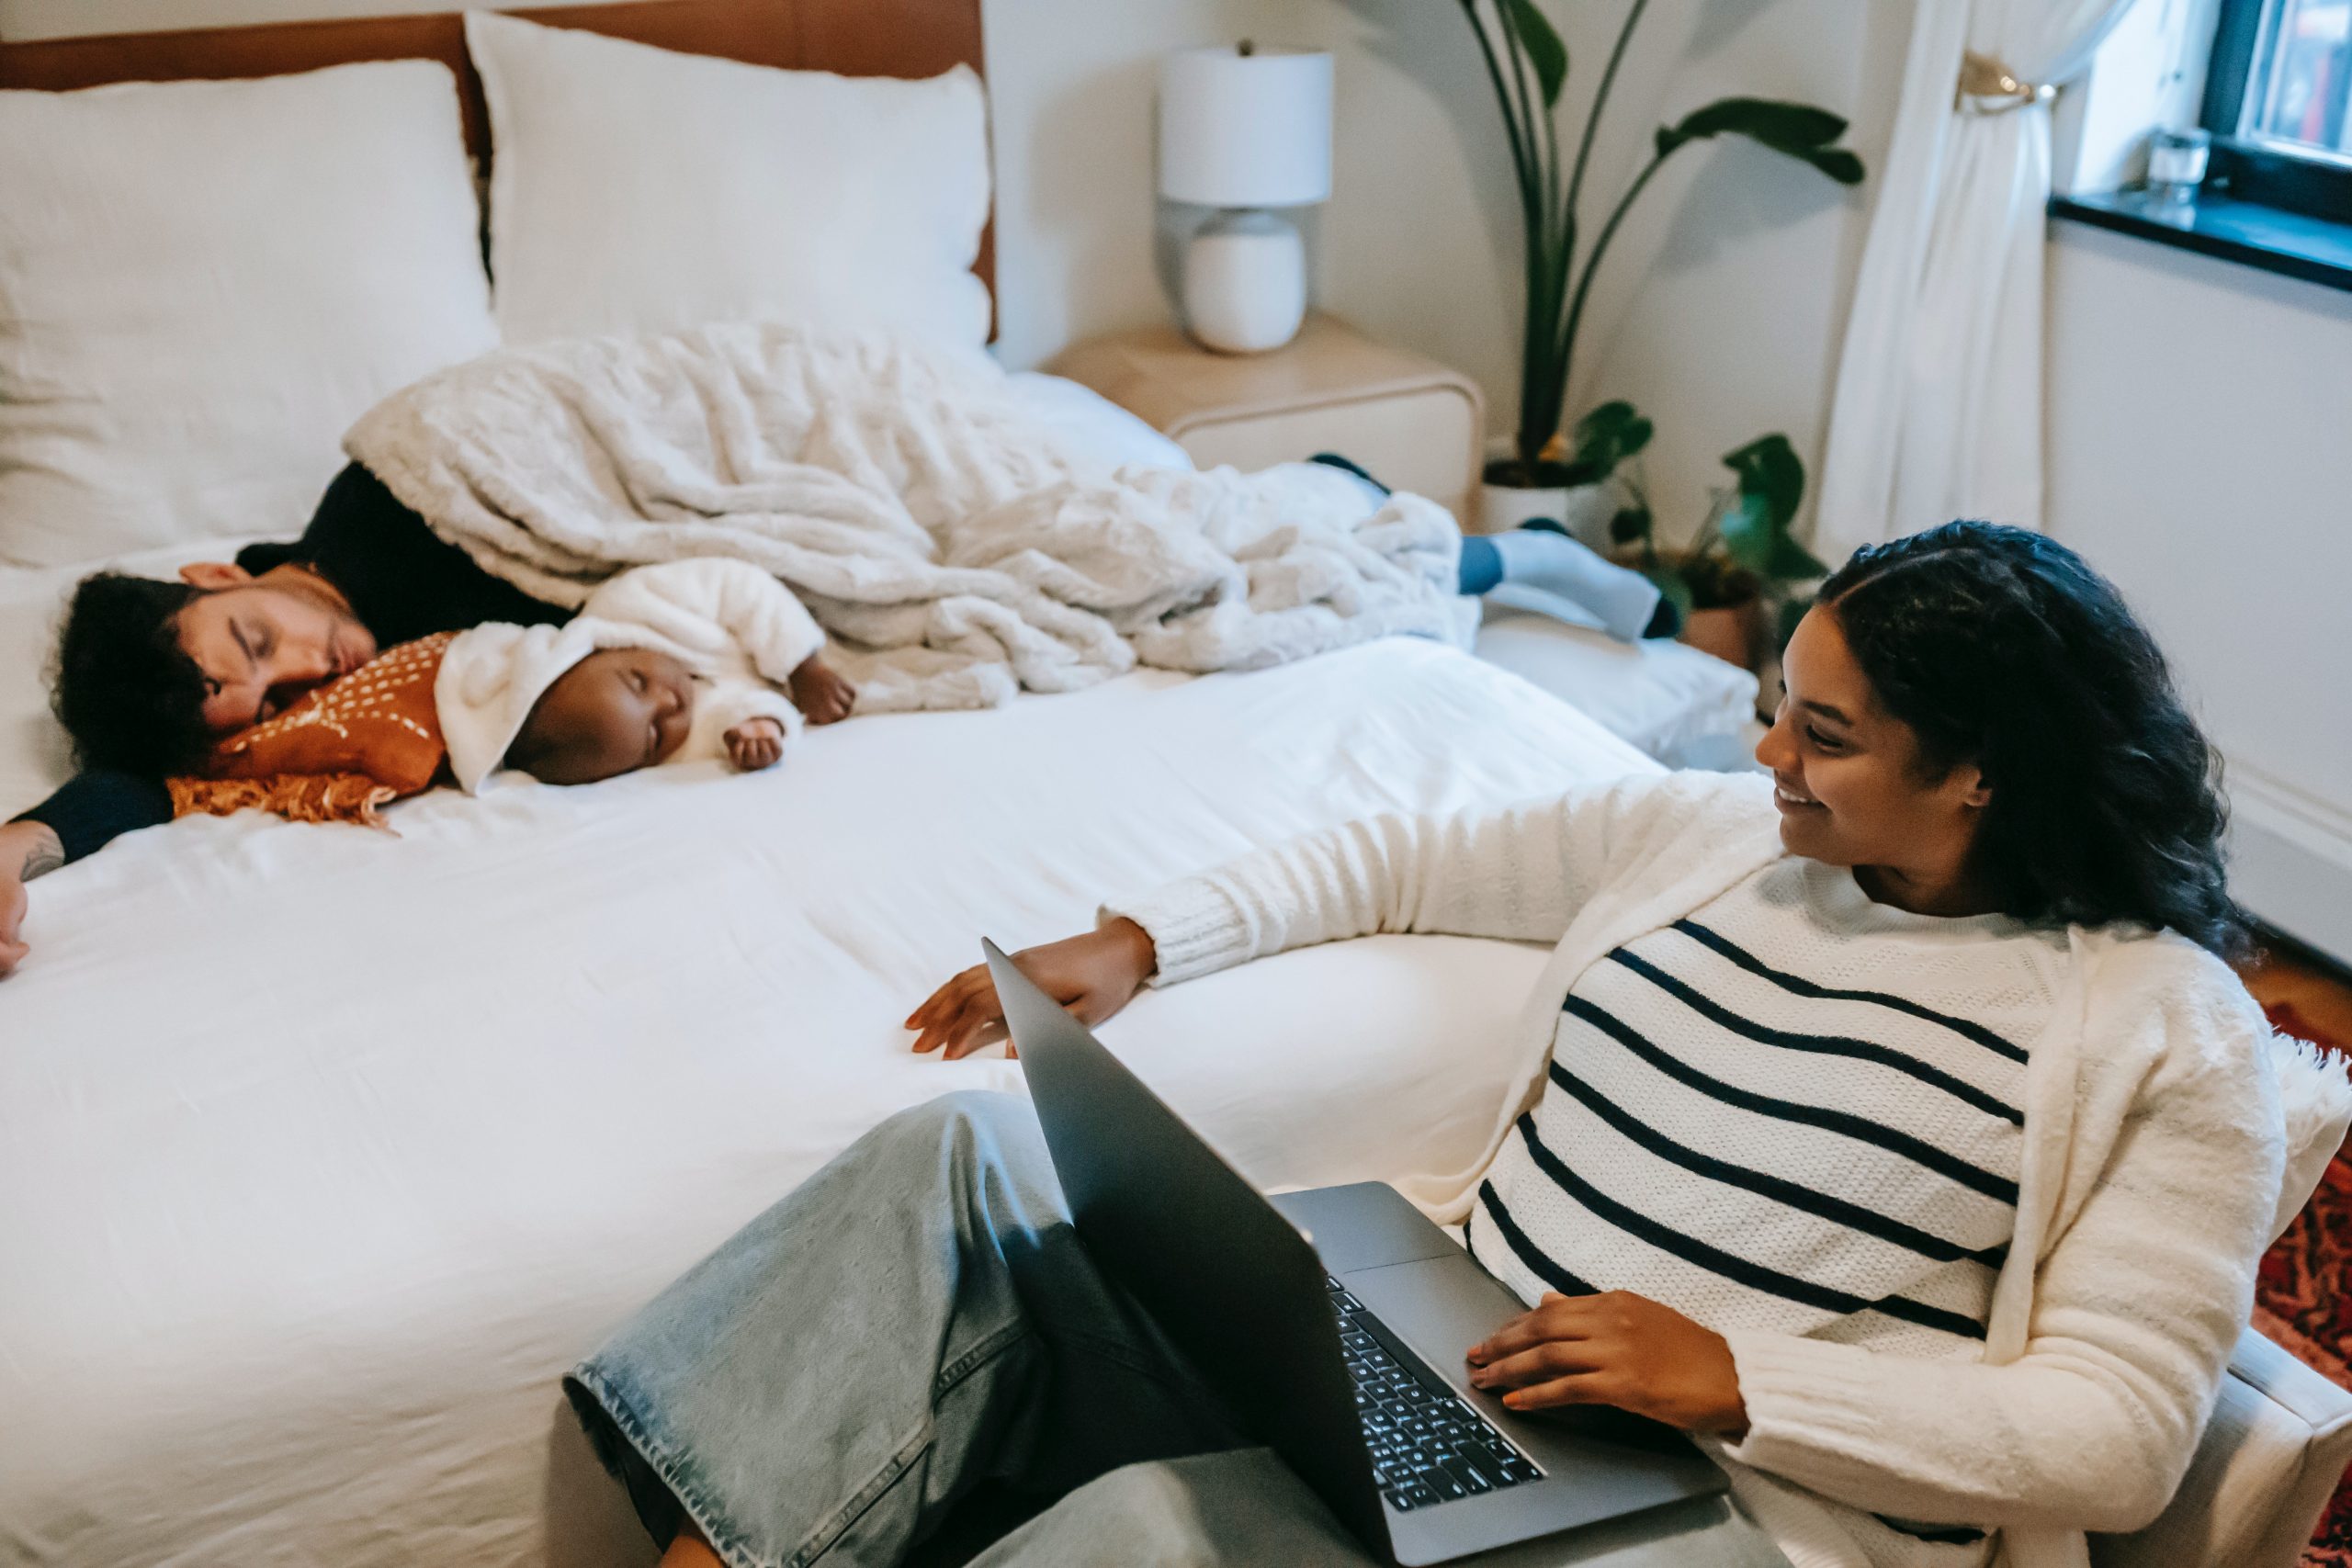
[438,558,854,791]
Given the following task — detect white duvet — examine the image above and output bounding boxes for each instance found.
[0,389,1661,1567]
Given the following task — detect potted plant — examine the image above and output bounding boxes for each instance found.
[1459,0,1864,537]
[1565,400,1826,670]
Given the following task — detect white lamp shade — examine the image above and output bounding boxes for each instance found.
[1158,45,1332,209]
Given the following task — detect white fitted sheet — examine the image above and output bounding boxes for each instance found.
[0,547,1658,1565]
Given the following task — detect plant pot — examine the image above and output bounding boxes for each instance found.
[1476,479,1614,549]
[1679,597,1764,673]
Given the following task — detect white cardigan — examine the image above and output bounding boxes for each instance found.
[1111,770,2352,1568]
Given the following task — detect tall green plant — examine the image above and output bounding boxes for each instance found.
[1461,0,1865,484]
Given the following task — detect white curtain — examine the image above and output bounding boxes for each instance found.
[1812,0,2141,565]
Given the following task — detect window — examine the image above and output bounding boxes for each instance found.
[2205,0,2352,222]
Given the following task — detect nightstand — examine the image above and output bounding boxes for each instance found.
[1045,315,1485,526]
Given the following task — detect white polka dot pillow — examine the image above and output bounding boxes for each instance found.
[168,632,456,828]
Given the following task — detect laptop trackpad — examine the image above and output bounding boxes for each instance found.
[1268,1182,1461,1273]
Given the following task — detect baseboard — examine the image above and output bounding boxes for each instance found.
[2229,761,2352,968]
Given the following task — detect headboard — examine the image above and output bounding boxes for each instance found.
[0,0,994,323]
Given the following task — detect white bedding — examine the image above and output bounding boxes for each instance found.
[0,525,1657,1565]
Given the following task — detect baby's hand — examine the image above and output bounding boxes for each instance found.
[789,656,856,726]
[725,717,786,772]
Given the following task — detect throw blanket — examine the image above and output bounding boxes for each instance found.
[345,326,1470,712]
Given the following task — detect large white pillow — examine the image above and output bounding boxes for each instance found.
[1473,604,1759,765]
[467,11,992,349]
[0,62,497,570]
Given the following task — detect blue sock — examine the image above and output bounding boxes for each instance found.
[1484,528,1668,643]
[1458,535,1504,596]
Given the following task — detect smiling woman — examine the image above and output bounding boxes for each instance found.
[571,521,2340,1568]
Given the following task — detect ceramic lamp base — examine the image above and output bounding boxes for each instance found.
[1182,209,1306,355]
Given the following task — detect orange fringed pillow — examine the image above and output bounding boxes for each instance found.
[169,631,457,829]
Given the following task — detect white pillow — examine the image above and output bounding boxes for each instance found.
[0,62,497,570]
[1473,605,1760,765]
[467,12,992,349]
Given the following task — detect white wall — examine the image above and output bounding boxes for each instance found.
[2046,224,2352,960]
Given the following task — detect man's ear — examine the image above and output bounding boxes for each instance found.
[1955,763,1993,811]
[178,562,251,591]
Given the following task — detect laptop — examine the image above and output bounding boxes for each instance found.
[983,941,1728,1566]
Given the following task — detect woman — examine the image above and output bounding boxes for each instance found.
[565,523,2325,1568]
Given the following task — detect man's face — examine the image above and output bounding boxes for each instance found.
[175,564,378,734]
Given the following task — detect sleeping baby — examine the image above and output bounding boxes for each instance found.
[437,558,854,791]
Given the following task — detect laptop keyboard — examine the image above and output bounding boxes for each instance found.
[1325,1276,1544,1511]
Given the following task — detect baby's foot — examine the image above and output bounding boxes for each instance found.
[725,718,786,772]
[790,658,856,725]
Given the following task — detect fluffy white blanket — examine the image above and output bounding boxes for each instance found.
[345,325,1470,712]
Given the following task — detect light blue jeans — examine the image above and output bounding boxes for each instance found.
[566,1091,1786,1568]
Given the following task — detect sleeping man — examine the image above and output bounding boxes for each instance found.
[0,462,859,974]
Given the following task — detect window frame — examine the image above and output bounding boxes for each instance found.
[2201,0,2352,224]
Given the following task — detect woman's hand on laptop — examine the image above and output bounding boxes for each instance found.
[907,918,1158,1060]
[1465,1290,1747,1436]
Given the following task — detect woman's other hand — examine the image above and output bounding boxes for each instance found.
[906,918,1157,1060]
[1466,1290,1747,1435]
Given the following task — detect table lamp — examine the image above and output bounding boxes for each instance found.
[1159,42,1332,355]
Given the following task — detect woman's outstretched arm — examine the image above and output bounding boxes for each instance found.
[909,770,1747,1058]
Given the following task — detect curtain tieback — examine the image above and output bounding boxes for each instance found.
[1955,51,2056,114]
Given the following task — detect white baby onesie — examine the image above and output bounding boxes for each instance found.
[575,558,828,765]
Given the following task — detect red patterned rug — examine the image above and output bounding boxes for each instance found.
[2258,1001,2352,1568]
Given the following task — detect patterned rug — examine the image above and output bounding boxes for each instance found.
[2258,1001,2352,1568]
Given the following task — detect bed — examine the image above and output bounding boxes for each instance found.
[0,6,1668,1562]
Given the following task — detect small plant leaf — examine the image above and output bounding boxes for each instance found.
[1575,400,1638,444]
[1609,504,1653,547]
[1566,400,1652,485]
[1801,148,1867,186]
[1715,491,1776,576]
[1723,434,1804,531]
[1642,565,1697,626]
[1674,97,1847,149]
[1764,535,1831,581]
[1713,434,1822,585]
[1501,0,1569,108]
[1656,97,1865,185]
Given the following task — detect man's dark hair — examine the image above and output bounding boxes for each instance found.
[50,572,213,776]
[1818,521,2245,959]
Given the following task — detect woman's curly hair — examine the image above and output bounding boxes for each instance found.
[1817,521,2245,959]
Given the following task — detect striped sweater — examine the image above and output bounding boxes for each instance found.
[1110,770,2347,1568]
[1467,857,2061,1565]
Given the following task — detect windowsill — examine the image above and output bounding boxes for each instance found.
[2050,189,2352,295]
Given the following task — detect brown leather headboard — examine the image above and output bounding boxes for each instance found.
[0,0,994,324]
